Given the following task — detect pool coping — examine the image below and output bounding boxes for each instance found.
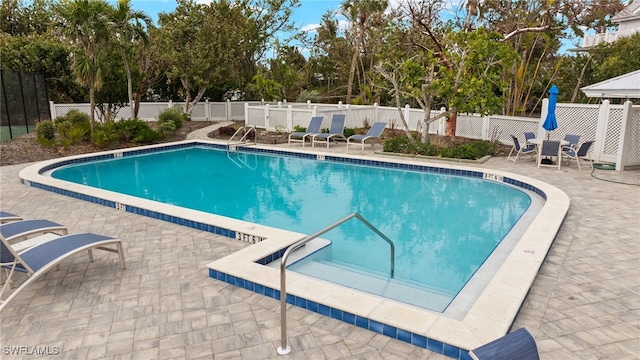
[18,140,570,359]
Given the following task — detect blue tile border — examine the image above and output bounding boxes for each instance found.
[208,267,472,359]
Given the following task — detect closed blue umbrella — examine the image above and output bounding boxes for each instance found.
[543,85,559,138]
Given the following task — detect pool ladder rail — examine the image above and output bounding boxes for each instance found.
[277,212,395,355]
[226,125,257,150]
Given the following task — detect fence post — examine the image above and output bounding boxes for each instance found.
[227,99,232,121]
[287,105,293,131]
[481,115,490,141]
[404,104,411,131]
[593,99,610,163]
[615,100,633,171]
[373,102,379,124]
[49,101,56,120]
[244,102,249,126]
[265,104,270,130]
[439,107,447,134]
[307,100,311,110]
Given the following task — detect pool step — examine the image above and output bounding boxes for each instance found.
[289,259,453,312]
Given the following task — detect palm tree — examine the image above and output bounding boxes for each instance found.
[54,0,111,135]
[340,0,388,103]
[110,0,151,119]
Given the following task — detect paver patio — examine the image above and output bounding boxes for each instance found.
[1,129,638,359]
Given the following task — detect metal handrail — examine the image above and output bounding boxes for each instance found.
[277,213,395,355]
[226,125,256,148]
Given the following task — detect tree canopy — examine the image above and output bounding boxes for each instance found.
[1,0,634,133]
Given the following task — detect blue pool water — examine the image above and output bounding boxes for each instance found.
[53,146,531,310]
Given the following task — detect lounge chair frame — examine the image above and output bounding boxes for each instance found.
[347,122,387,150]
[0,219,68,245]
[0,212,22,224]
[288,116,323,147]
[0,232,126,312]
[312,114,347,148]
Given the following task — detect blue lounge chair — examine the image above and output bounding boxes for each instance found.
[524,132,536,144]
[0,219,68,245]
[562,140,594,171]
[347,122,387,150]
[507,135,536,163]
[0,212,22,224]
[562,134,581,151]
[469,327,540,360]
[0,232,126,312]
[312,114,347,148]
[537,139,562,169]
[288,116,323,147]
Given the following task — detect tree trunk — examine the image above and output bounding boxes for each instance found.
[346,24,364,103]
[133,91,142,118]
[421,110,430,144]
[120,47,135,119]
[89,85,96,138]
[446,109,457,137]
[571,55,592,103]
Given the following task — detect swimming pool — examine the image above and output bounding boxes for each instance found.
[50,146,531,312]
[20,140,569,359]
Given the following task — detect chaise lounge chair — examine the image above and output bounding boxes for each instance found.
[0,212,22,224]
[0,232,126,312]
[288,116,323,147]
[469,327,540,360]
[347,122,387,150]
[0,219,68,248]
[312,114,347,148]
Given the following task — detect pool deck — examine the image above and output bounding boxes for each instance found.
[1,129,639,359]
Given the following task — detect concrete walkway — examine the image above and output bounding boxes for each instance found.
[1,127,638,359]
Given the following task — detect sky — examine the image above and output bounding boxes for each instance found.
[117,0,448,57]
[115,0,359,57]
[122,0,346,32]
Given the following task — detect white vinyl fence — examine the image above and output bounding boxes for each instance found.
[50,100,252,123]
[50,99,640,171]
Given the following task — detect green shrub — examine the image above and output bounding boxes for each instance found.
[57,109,91,124]
[112,118,158,144]
[93,122,119,148]
[35,120,55,145]
[293,125,306,132]
[156,121,176,139]
[383,136,437,155]
[56,121,89,146]
[54,110,91,144]
[343,127,356,138]
[158,107,186,130]
[439,141,496,160]
[132,124,160,143]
